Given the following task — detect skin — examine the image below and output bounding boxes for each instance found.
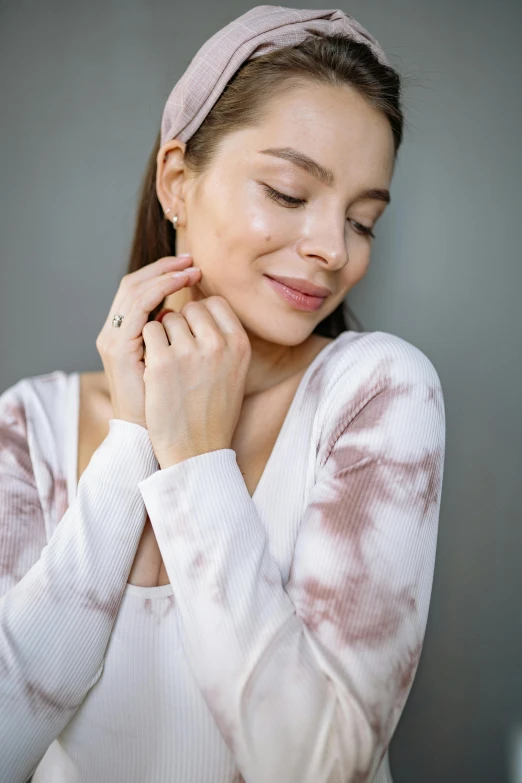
[79,81,396,587]
[155,81,395,398]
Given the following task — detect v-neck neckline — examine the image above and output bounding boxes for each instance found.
[66,332,349,508]
[249,333,346,502]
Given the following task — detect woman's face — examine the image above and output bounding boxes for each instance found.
[159,82,395,347]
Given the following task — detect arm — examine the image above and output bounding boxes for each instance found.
[0,381,158,782]
[138,344,446,782]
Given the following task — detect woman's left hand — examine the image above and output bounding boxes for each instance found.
[141,296,252,470]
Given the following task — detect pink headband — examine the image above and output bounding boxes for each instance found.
[160,4,390,147]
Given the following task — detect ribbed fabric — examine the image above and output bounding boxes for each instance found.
[0,330,445,783]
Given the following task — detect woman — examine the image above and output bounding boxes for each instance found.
[0,6,446,782]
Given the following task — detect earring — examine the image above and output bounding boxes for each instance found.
[165,207,178,228]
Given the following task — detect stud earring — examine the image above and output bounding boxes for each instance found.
[164,207,178,228]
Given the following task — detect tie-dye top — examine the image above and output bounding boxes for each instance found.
[0,329,446,783]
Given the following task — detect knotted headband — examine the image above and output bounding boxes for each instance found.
[160,4,390,147]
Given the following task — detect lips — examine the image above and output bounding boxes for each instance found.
[265,275,330,298]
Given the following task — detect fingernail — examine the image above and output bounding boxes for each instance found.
[178,253,192,257]
[171,267,200,278]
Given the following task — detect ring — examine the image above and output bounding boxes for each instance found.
[112,314,124,328]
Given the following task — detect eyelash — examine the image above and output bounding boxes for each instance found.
[261,184,376,239]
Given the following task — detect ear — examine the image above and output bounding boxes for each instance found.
[156,139,190,227]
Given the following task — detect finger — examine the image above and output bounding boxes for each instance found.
[200,296,246,336]
[163,300,219,344]
[115,268,201,339]
[159,309,197,345]
[154,307,175,324]
[103,256,196,326]
[142,319,171,352]
[124,255,194,286]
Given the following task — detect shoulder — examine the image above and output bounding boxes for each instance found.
[320,330,444,412]
[0,373,71,590]
[0,370,71,431]
[0,370,78,479]
[0,371,77,525]
[315,330,446,458]
[327,329,443,388]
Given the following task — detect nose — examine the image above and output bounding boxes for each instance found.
[297,212,349,272]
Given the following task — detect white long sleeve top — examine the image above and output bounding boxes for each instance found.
[0,329,446,783]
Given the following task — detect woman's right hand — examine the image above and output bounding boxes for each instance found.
[95,255,201,430]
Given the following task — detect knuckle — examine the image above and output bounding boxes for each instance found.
[158,273,176,286]
[142,321,158,335]
[231,330,251,352]
[180,300,199,313]
[177,344,193,360]
[120,274,136,293]
[106,343,119,359]
[147,351,167,372]
[207,333,226,352]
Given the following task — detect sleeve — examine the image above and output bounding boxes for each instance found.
[0,381,159,783]
[137,345,446,783]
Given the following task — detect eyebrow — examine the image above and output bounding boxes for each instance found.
[257,146,391,205]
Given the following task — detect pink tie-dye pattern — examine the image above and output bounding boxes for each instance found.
[0,331,444,782]
[0,397,47,588]
[0,378,160,780]
[143,594,175,619]
[139,333,445,783]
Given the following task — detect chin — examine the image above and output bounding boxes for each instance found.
[242,317,314,347]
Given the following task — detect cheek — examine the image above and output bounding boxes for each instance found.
[209,207,284,270]
[341,252,371,290]
[241,182,296,242]
[354,255,371,282]
[190,180,293,281]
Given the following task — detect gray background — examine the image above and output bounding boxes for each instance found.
[1,1,521,782]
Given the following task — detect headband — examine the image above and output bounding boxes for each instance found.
[160,5,390,147]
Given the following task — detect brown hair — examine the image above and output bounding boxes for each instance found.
[126,34,405,335]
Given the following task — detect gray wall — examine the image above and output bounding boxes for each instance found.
[1,2,521,781]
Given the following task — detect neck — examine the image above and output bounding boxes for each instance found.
[242,328,322,397]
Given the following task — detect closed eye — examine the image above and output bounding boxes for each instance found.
[260,183,376,238]
[262,183,304,206]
